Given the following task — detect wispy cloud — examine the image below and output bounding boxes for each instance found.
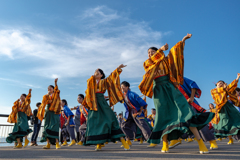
[0,77,42,89]
[80,6,120,25]
[0,6,171,80]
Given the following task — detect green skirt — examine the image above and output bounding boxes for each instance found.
[148,76,214,144]
[6,112,32,143]
[84,93,125,145]
[214,101,240,138]
[40,105,59,145]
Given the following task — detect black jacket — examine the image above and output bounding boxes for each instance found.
[31,109,41,124]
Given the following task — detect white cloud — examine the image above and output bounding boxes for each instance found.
[80,6,120,26]
[0,6,170,80]
[0,78,41,89]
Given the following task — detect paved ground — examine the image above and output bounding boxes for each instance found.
[0,139,240,160]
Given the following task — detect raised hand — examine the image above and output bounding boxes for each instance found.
[118,64,127,70]
[182,33,192,43]
[55,78,58,86]
[160,43,168,51]
[237,73,240,81]
[29,89,32,93]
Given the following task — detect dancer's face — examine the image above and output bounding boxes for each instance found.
[77,96,83,104]
[48,86,54,94]
[20,94,26,102]
[121,84,129,93]
[209,104,214,109]
[61,100,65,107]
[148,49,156,58]
[94,69,103,80]
[216,81,224,88]
[236,90,240,96]
[151,109,156,115]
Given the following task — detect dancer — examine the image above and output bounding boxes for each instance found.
[208,104,215,133]
[77,97,89,146]
[59,111,70,144]
[139,33,215,154]
[147,108,156,127]
[6,89,32,148]
[37,78,61,149]
[211,74,240,145]
[72,94,88,145]
[118,113,124,127]
[30,102,42,146]
[120,81,151,147]
[82,64,130,151]
[71,95,82,143]
[169,77,218,150]
[61,99,76,146]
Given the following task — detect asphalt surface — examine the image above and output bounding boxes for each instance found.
[0,139,240,160]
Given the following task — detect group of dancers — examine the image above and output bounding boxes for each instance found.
[6,33,240,154]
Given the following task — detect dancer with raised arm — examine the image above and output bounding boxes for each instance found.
[139,33,215,154]
[6,89,32,148]
[82,64,130,151]
[211,73,240,145]
[37,78,61,149]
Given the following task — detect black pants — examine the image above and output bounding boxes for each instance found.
[121,111,151,140]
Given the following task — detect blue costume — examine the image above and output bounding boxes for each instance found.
[63,105,75,126]
[63,105,76,141]
[180,77,215,142]
[123,90,147,119]
[121,90,151,140]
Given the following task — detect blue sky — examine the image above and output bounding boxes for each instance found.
[0,0,239,124]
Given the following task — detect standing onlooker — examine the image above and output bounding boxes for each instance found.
[30,102,42,146]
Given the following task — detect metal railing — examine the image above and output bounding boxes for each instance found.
[0,114,44,143]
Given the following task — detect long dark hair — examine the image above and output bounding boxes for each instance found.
[98,69,106,79]
[49,85,54,89]
[78,94,84,99]
[121,81,130,88]
[216,80,225,86]
[148,47,158,51]
[62,99,68,106]
[236,87,240,92]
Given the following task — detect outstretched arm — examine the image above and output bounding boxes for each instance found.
[226,73,240,93]
[236,73,240,81]
[55,78,58,87]
[117,64,127,71]
[182,33,192,43]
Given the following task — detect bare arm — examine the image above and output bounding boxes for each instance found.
[182,33,192,43]
[55,78,58,86]
[187,88,196,103]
